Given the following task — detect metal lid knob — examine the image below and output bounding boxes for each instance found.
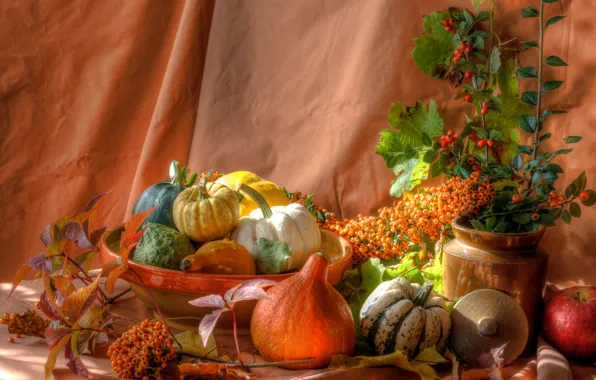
[450,289,528,366]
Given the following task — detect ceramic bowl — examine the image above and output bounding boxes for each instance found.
[99,225,352,330]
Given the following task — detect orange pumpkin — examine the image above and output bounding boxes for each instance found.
[250,252,356,369]
[179,239,256,275]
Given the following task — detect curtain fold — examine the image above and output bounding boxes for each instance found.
[0,0,594,285]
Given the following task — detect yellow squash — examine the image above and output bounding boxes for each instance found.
[173,182,239,242]
[216,171,288,217]
[180,239,256,275]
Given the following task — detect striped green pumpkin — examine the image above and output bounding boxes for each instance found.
[359,278,450,358]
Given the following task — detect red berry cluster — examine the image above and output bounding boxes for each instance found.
[453,43,472,64]
[442,18,456,33]
[548,190,566,207]
[440,130,458,149]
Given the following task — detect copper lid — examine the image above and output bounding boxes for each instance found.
[450,288,529,365]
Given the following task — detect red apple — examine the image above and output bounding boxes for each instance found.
[542,286,596,359]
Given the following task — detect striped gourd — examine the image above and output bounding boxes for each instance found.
[359,278,451,358]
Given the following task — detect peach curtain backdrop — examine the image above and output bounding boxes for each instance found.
[1,0,594,284]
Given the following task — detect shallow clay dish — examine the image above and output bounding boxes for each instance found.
[99,225,352,330]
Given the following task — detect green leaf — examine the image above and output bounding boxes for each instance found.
[471,219,486,231]
[472,0,487,7]
[485,216,497,231]
[512,154,523,170]
[544,171,558,184]
[543,0,558,2]
[430,161,442,178]
[545,56,568,66]
[565,182,577,199]
[541,110,567,120]
[255,238,293,274]
[519,114,537,133]
[554,148,573,156]
[463,10,475,27]
[542,80,564,93]
[361,258,386,294]
[517,66,537,78]
[570,202,581,218]
[423,149,437,163]
[474,36,485,50]
[581,190,596,206]
[539,133,552,142]
[412,12,454,78]
[476,11,490,22]
[489,47,501,73]
[545,15,565,29]
[572,171,587,194]
[513,213,532,224]
[377,101,443,197]
[421,249,443,295]
[540,213,556,226]
[518,145,532,155]
[521,91,538,106]
[521,6,539,18]
[488,129,503,140]
[564,136,582,144]
[522,40,539,50]
[385,253,424,285]
[422,133,433,147]
[532,170,543,184]
[562,210,572,224]
[175,330,218,359]
[550,207,562,220]
[545,163,564,173]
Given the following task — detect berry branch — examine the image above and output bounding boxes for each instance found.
[530,0,545,162]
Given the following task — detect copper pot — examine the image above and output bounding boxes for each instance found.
[443,216,548,353]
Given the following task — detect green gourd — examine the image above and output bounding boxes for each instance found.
[132,161,198,230]
[132,223,194,270]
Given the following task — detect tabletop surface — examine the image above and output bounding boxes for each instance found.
[0,278,594,380]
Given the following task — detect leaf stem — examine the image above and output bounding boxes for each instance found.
[107,288,132,304]
[531,1,545,162]
[230,306,243,366]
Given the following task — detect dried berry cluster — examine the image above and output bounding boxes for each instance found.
[200,170,223,183]
[326,173,492,262]
[1,309,49,340]
[107,319,177,379]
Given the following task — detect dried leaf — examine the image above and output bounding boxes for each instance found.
[39,291,64,321]
[198,309,224,348]
[8,264,31,298]
[235,279,276,289]
[41,225,52,247]
[120,228,145,266]
[94,332,108,346]
[27,253,49,271]
[83,191,111,212]
[46,327,73,349]
[65,331,98,378]
[179,363,254,380]
[175,329,218,358]
[105,265,128,293]
[229,286,269,303]
[45,333,73,379]
[329,350,439,380]
[61,222,86,244]
[60,275,100,324]
[120,207,156,251]
[189,294,226,309]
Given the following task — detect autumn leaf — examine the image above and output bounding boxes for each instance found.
[188,294,226,309]
[223,279,276,303]
[120,228,145,266]
[60,274,100,325]
[120,207,156,252]
[46,327,73,349]
[39,291,64,321]
[45,333,73,379]
[65,331,98,379]
[43,271,68,322]
[105,265,128,293]
[179,363,254,380]
[27,252,50,271]
[175,329,218,358]
[7,263,31,299]
[41,225,52,247]
[197,309,224,348]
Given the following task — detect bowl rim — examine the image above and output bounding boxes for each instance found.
[99,224,353,280]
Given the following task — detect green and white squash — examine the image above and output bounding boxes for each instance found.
[359,278,450,358]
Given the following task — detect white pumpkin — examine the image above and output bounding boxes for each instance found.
[360,278,451,358]
[231,202,321,271]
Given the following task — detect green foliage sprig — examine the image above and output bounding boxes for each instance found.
[377,0,595,233]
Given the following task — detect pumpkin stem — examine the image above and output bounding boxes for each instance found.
[238,183,273,218]
[413,281,434,307]
[169,160,198,187]
[196,176,210,201]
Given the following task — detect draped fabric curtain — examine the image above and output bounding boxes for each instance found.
[1,0,594,284]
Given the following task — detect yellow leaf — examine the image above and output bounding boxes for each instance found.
[105,265,128,293]
[42,271,68,321]
[8,264,31,298]
[60,275,101,324]
[175,329,218,359]
[329,350,440,380]
[45,333,72,379]
[414,347,449,364]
